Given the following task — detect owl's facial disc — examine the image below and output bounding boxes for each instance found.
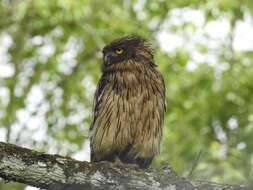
[103,51,117,66]
[103,47,126,66]
[102,36,143,67]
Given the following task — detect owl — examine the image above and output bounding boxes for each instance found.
[89,36,166,169]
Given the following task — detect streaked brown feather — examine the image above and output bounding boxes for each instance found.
[90,36,166,168]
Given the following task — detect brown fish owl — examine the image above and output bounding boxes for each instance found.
[90,36,166,168]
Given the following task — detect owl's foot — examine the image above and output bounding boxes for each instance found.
[112,156,139,169]
[125,163,139,169]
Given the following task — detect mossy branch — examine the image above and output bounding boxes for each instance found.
[0,142,251,190]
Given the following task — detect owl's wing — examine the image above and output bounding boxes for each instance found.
[161,74,167,112]
[89,75,107,132]
[90,75,109,162]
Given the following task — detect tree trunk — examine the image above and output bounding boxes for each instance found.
[0,142,251,190]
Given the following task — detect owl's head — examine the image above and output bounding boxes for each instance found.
[102,36,155,71]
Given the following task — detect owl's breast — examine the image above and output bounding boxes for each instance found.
[110,71,146,96]
[90,70,165,161]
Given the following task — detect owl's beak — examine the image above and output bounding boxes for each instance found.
[104,52,116,66]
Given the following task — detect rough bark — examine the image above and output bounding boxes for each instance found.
[0,142,251,190]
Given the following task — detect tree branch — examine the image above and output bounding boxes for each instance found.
[0,142,251,190]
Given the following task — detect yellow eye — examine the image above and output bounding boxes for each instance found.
[115,48,124,54]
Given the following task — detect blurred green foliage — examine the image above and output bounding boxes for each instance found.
[0,0,253,189]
